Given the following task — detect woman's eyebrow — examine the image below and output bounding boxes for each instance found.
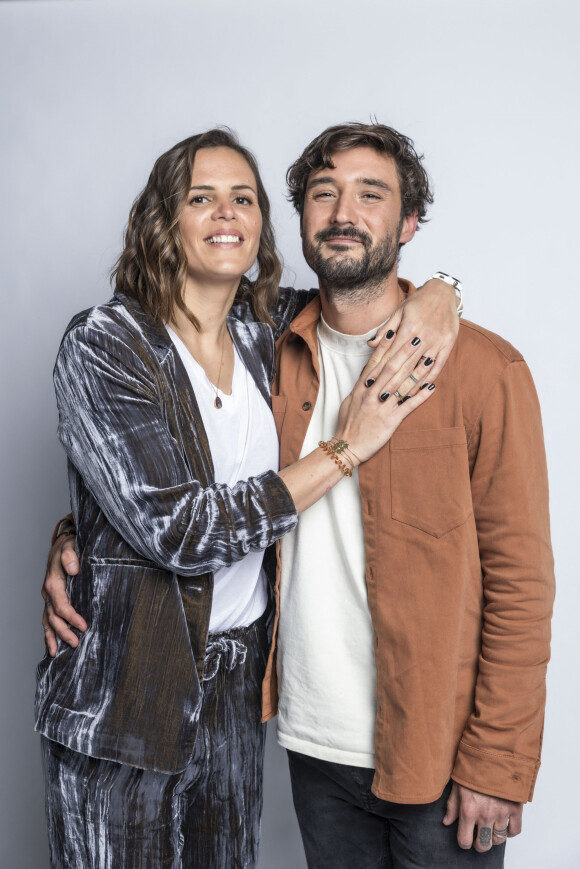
[188,184,257,193]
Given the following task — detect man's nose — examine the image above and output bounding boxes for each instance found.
[331,194,357,225]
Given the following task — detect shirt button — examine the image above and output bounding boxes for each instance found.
[302,401,312,411]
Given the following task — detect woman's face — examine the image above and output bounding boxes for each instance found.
[178,146,263,289]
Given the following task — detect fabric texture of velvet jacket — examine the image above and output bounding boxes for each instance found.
[35,289,314,774]
[262,283,555,806]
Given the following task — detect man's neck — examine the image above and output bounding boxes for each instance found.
[318,273,402,335]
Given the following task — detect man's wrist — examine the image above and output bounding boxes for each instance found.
[51,515,76,547]
[430,272,464,316]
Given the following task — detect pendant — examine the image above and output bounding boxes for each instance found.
[214,396,223,409]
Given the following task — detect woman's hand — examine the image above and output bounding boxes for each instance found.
[363,278,459,399]
[279,344,436,514]
[336,356,435,464]
[42,535,86,657]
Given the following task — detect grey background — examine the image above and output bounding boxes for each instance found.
[1,1,578,866]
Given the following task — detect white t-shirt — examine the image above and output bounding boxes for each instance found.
[277,316,377,768]
[166,325,279,633]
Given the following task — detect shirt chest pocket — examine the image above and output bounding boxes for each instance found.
[390,427,473,538]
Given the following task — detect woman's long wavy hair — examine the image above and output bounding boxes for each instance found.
[113,129,282,328]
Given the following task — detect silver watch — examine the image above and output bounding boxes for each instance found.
[430,272,463,316]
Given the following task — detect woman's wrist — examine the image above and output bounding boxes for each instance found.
[428,272,464,316]
[319,436,362,475]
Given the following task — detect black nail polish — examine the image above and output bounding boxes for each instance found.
[370,334,377,341]
[386,329,395,340]
[402,395,411,402]
[428,383,436,391]
[420,382,429,389]
[411,336,421,346]
[365,378,375,387]
[423,357,433,366]
[380,392,390,402]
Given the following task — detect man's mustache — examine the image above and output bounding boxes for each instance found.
[314,227,371,247]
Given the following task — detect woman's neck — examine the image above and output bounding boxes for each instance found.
[171,277,239,343]
[168,280,237,395]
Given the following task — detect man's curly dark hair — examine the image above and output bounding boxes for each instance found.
[286,121,433,226]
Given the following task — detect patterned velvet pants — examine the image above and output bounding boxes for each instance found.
[41,611,269,869]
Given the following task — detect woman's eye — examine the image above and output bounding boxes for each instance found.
[234,196,253,205]
[190,195,209,205]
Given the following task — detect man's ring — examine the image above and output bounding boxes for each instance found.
[42,626,50,633]
[493,827,508,838]
[408,373,419,384]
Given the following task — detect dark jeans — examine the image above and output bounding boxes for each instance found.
[41,611,269,869]
[288,751,506,869]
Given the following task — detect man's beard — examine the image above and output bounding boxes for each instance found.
[303,221,403,303]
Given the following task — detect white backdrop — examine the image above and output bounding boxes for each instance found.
[1,1,578,866]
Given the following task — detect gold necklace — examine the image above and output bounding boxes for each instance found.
[212,327,226,409]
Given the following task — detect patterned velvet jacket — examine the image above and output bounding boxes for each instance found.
[35,289,313,773]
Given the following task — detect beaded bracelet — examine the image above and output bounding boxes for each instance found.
[318,440,353,477]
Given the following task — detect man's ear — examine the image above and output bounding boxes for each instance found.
[399,212,418,245]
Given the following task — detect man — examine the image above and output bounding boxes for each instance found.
[43,123,553,867]
[260,123,554,867]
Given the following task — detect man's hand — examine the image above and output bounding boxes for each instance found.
[443,782,523,852]
[42,534,86,657]
[363,278,459,398]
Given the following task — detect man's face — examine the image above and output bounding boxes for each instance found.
[301,147,417,298]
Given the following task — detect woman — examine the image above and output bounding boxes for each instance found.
[36,128,454,868]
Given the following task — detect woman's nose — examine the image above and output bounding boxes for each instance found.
[212,196,235,220]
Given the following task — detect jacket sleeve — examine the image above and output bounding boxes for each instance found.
[54,321,298,577]
[269,287,320,340]
[452,360,555,802]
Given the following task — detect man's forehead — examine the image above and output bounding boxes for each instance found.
[307,146,399,187]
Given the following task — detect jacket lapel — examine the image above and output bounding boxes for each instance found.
[117,293,215,485]
[227,315,275,410]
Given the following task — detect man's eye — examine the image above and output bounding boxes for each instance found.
[313,191,334,199]
[362,192,380,200]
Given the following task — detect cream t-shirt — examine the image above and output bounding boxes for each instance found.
[277,316,378,768]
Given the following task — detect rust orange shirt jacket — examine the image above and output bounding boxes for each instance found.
[262,284,554,806]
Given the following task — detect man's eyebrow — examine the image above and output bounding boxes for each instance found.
[188,184,257,193]
[306,176,392,192]
[307,176,336,190]
[358,177,392,191]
